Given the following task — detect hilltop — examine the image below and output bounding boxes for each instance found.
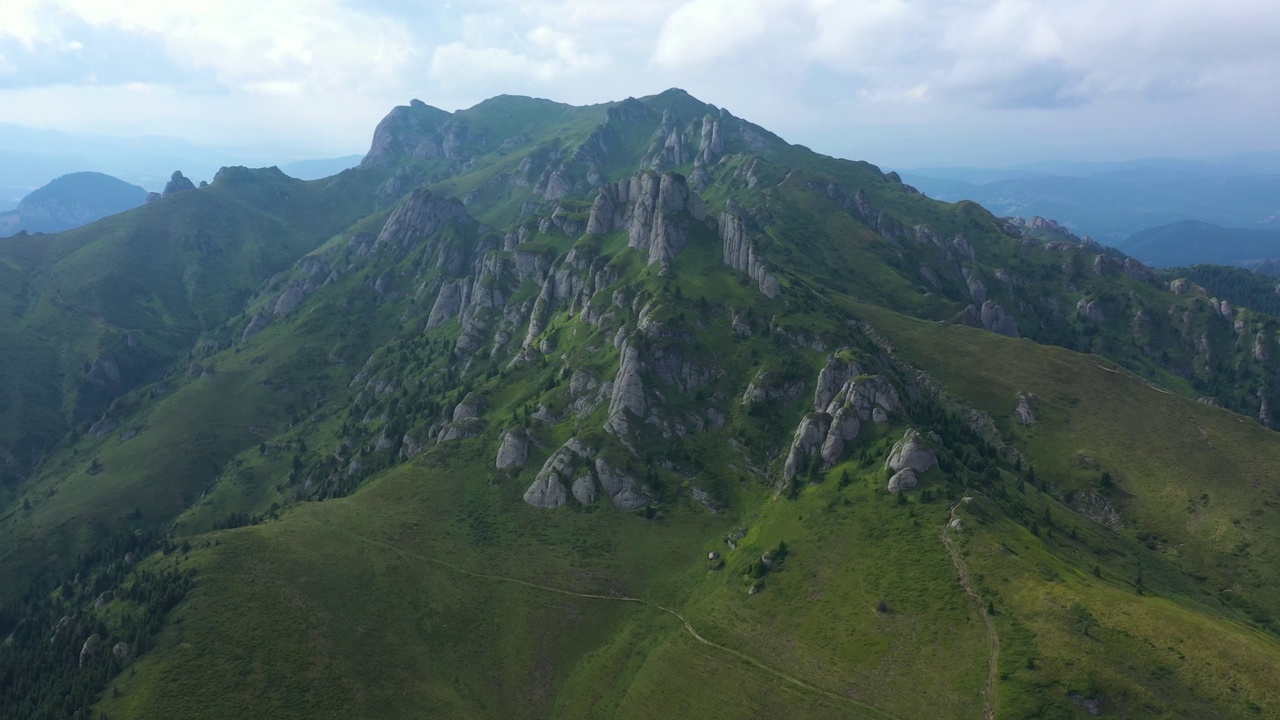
[0,172,147,236]
[2,89,1280,719]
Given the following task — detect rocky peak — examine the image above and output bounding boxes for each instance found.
[360,99,452,168]
[162,171,196,197]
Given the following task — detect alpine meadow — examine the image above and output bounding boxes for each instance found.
[4,89,1280,720]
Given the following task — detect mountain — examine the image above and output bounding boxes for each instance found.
[1115,219,1280,268]
[280,154,364,180]
[0,122,358,202]
[0,172,148,236]
[903,157,1280,245]
[3,90,1280,719]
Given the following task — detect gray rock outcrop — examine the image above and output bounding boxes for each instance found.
[273,283,304,316]
[242,312,270,341]
[720,200,780,298]
[885,428,936,492]
[79,634,101,667]
[162,171,195,197]
[495,428,529,469]
[1014,392,1037,425]
[979,300,1020,338]
[374,187,470,257]
[888,468,918,493]
[783,353,902,480]
[452,392,485,421]
[585,172,704,266]
[605,342,647,436]
[594,457,650,510]
[1076,298,1105,323]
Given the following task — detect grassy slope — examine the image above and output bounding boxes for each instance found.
[859,304,1280,716]
[97,436,991,720]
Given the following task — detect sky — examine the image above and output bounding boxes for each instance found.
[1,0,1278,168]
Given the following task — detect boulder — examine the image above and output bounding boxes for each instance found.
[112,641,130,661]
[495,429,529,469]
[887,468,918,493]
[979,300,1020,338]
[452,392,485,421]
[79,634,101,667]
[1015,392,1037,425]
[1076,298,1105,323]
[885,428,936,474]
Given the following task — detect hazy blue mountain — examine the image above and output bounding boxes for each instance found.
[1115,219,1280,267]
[279,154,363,180]
[0,123,354,197]
[902,154,1280,244]
[0,171,147,235]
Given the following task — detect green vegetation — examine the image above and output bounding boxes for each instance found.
[1,89,1280,719]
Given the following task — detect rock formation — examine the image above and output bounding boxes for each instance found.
[585,171,706,266]
[885,428,936,492]
[719,200,780,298]
[162,171,195,197]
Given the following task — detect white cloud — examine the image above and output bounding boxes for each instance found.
[427,14,610,86]
[0,0,416,95]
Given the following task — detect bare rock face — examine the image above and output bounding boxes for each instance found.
[452,392,485,422]
[605,343,647,436]
[360,99,451,168]
[571,471,598,505]
[79,633,101,667]
[1015,392,1037,425]
[885,428,936,477]
[979,300,1020,338]
[112,641,130,662]
[437,418,483,443]
[888,468,918,493]
[784,352,903,479]
[595,458,650,510]
[374,187,469,256]
[720,200,780,298]
[1076,297,1105,323]
[585,171,704,266]
[523,438,591,508]
[242,312,270,341]
[273,282,305,316]
[1169,278,1193,295]
[495,428,529,469]
[782,413,831,480]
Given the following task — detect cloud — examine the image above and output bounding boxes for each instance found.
[0,0,417,95]
[649,0,1280,110]
[427,12,611,87]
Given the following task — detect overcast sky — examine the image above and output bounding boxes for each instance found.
[1,0,1278,168]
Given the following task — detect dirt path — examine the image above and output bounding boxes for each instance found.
[322,519,898,719]
[942,499,1000,720]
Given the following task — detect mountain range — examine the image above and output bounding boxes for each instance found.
[3,89,1280,719]
[903,157,1280,245]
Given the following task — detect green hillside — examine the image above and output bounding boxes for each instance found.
[3,89,1280,719]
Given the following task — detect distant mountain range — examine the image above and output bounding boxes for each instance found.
[0,172,147,235]
[902,155,1280,245]
[1113,219,1280,268]
[0,123,361,210]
